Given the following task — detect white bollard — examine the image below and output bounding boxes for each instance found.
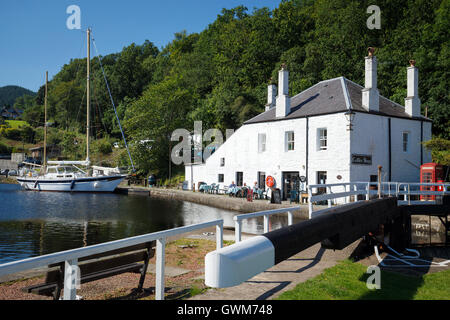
[205,236,275,288]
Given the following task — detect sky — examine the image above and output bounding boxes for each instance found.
[0,0,280,92]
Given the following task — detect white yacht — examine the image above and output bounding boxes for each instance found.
[18,165,126,192]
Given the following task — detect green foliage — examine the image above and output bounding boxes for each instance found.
[91,138,113,155]
[0,128,21,140]
[0,86,36,107]
[423,137,450,166]
[5,120,29,129]
[0,142,11,154]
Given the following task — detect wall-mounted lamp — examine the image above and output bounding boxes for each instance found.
[344,109,356,131]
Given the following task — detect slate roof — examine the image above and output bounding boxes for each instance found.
[244,77,430,125]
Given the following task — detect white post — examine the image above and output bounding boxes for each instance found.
[235,220,242,243]
[155,237,166,300]
[344,185,348,204]
[308,186,313,219]
[263,215,269,233]
[63,259,78,300]
[287,211,293,226]
[327,186,332,208]
[366,182,370,200]
[216,222,223,250]
[408,184,411,205]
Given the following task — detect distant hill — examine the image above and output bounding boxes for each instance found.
[0,86,36,107]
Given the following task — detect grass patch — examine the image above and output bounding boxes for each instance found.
[5,120,29,129]
[277,260,450,300]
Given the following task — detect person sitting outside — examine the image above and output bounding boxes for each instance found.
[227,181,237,196]
[252,182,259,199]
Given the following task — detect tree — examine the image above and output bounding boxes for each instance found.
[124,75,194,177]
[423,138,450,166]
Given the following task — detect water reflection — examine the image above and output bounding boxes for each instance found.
[0,184,296,264]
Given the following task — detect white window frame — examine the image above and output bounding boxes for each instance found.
[258,133,266,153]
[285,131,295,151]
[402,131,409,153]
[220,157,225,167]
[318,128,327,151]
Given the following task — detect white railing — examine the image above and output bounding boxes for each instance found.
[233,207,298,242]
[0,219,224,300]
[308,181,450,218]
[397,182,450,205]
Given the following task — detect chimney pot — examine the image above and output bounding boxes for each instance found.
[275,64,290,117]
[405,61,420,117]
[362,51,379,112]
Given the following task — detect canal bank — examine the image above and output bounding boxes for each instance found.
[116,185,317,218]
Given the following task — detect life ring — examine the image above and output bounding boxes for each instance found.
[437,180,444,191]
[266,176,275,188]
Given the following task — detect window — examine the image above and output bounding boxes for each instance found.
[220,157,225,167]
[285,131,295,151]
[47,168,57,174]
[402,132,409,152]
[236,172,243,187]
[318,128,327,150]
[218,174,224,183]
[258,133,266,153]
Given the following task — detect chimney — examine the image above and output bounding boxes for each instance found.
[276,63,290,118]
[265,79,277,111]
[361,47,380,112]
[405,60,421,117]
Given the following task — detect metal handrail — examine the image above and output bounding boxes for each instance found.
[0,219,224,300]
[233,207,299,242]
[308,181,450,218]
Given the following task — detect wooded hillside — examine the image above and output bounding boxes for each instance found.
[10,0,450,177]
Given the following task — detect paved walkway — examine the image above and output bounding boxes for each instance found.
[189,240,362,300]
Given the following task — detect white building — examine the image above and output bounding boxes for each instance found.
[185,50,432,200]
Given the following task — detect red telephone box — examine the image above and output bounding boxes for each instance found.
[420,163,444,200]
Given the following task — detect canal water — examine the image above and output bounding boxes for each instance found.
[0,184,285,264]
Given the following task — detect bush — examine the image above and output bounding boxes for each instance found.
[0,142,11,154]
[1,128,21,140]
[91,138,112,155]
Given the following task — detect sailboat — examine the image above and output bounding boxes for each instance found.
[17,29,128,192]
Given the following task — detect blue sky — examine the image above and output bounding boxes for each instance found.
[0,0,280,92]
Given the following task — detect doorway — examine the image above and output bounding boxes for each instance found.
[258,172,266,190]
[316,171,327,194]
[282,171,300,200]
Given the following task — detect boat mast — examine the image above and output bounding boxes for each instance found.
[43,71,48,174]
[86,28,91,165]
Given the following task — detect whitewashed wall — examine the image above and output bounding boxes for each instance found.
[350,112,432,182]
[307,113,351,185]
[186,112,352,194]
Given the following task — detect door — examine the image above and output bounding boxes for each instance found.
[258,172,266,190]
[317,171,327,194]
[236,172,243,187]
[282,171,300,200]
